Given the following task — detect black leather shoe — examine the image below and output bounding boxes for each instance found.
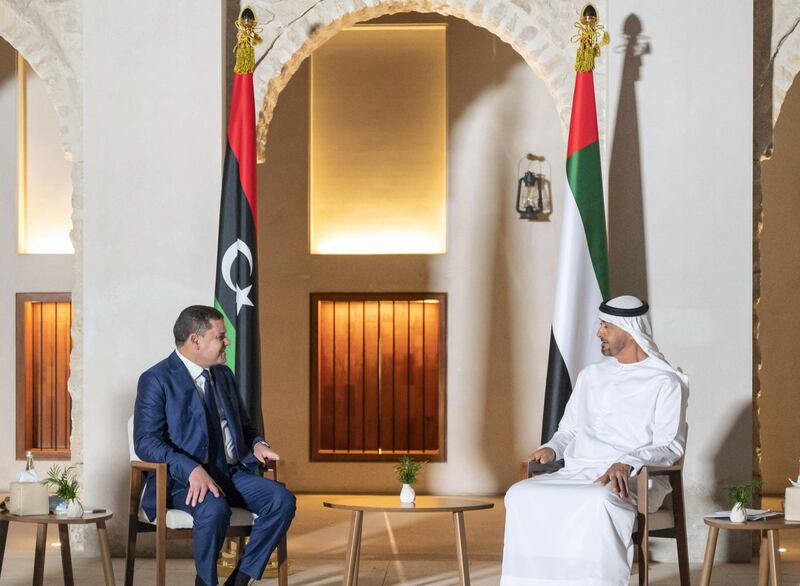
[195,576,208,586]
[223,568,253,586]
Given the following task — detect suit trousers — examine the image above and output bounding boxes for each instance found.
[172,465,296,586]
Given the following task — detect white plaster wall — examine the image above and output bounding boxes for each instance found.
[605,1,753,562]
[0,38,72,489]
[80,2,224,552]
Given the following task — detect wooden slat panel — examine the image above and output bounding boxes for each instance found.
[424,302,440,452]
[23,302,34,452]
[393,301,409,452]
[31,302,42,450]
[318,301,335,450]
[40,302,56,450]
[333,301,350,450]
[55,302,71,450]
[408,301,425,451]
[363,301,380,451]
[379,301,395,451]
[348,302,364,451]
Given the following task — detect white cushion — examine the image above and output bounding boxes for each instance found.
[128,416,141,462]
[139,506,256,529]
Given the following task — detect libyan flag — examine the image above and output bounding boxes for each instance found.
[540,68,610,443]
[214,32,262,434]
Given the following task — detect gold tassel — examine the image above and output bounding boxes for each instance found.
[571,4,610,72]
[234,8,263,75]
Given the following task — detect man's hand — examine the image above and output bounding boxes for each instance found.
[527,447,556,464]
[253,442,281,465]
[186,465,223,507]
[596,462,634,498]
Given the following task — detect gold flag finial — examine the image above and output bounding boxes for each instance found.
[571,4,610,72]
[234,7,263,74]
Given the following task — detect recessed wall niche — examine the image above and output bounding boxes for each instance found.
[309,24,447,255]
[16,53,73,254]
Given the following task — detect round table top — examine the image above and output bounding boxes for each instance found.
[704,514,800,530]
[0,509,113,525]
[323,495,494,513]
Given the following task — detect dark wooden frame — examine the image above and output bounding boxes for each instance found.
[310,292,447,462]
[124,459,288,586]
[521,460,690,586]
[15,292,72,460]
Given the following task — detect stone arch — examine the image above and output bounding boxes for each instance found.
[249,0,602,162]
[0,1,81,161]
[770,4,800,128]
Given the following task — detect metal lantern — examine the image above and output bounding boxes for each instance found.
[516,170,550,221]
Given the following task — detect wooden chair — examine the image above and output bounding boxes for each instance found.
[521,458,690,586]
[125,418,288,586]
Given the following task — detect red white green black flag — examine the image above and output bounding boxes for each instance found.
[541,6,610,442]
[214,10,263,433]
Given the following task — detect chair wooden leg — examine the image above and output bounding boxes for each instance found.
[58,524,75,586]
[33,523,47,586]
[156,524,166,586]
[0,519,8,577]
[124,521,138,586]
[670,475,691,586]
[156,466,168,586]
[277,534,288,586]
[699,526,719,586]
[637,514,649,586]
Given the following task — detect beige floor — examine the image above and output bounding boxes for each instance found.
[2,494,800,585]
[2,554,800,585]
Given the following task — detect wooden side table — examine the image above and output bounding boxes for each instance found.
[0,509,115,586]
[324,496,494,586]
[700,515,800,586]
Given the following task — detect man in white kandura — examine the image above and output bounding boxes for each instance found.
[501,295,688,586]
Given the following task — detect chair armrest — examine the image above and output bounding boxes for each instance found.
[521,459,565,479]
[130,460,165,472]
[639,463,682,478]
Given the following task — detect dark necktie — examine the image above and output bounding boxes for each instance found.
[200,370,228,474]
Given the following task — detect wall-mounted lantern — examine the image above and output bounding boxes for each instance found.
[515,154,552,221]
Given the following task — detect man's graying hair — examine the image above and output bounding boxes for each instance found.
[174,305,224,346]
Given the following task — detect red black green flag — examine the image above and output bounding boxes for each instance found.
[214,10,263,433]
[541,6,610,443]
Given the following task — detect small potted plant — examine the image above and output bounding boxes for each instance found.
[42,465,82,517]
[395,456,427,504]
[724,479,760,523]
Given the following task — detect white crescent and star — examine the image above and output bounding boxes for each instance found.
[221,239,255,314]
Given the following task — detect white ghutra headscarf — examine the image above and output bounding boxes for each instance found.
[598,295,689,389]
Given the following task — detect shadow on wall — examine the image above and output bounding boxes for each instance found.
[712,403,755,561]
[608,14,649,300]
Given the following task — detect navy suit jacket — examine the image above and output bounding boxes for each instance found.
[133,351,265,520]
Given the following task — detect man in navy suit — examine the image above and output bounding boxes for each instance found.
[134,305,295,586]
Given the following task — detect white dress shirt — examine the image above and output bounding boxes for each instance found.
[176,350,238,465]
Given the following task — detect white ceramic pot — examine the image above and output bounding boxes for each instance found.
[66,499,84,518]
[729,502,746,523]
[400,484,416,504]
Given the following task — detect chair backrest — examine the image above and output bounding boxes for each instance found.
[128,416,141,462]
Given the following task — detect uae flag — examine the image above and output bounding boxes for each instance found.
[214,11,262,433]
[540,68,610,442]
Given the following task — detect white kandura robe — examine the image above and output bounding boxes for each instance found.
[501,357,687,586]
